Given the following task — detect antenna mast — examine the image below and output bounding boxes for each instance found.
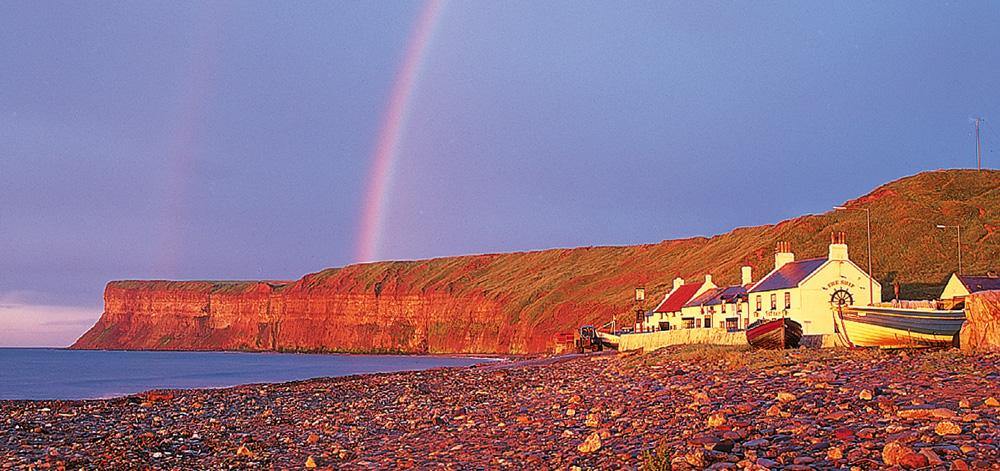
[975,117,983,171]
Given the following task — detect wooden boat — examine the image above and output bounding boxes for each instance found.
[836,306,965,349]
[746,318,802,349]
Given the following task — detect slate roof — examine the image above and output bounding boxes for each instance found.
[683,287,725,308]
[958,275,1000,293]
[705,285,748,306]
[748,257,827,293]
[683,285,748,308]
[653,283,703,313]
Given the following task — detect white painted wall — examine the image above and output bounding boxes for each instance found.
[750,259,881,335]
[940,274,969,300]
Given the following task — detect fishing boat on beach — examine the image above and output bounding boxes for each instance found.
[835,306,965,348]
[746,318,802,349]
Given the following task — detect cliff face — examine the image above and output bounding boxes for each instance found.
[73,169,999,353]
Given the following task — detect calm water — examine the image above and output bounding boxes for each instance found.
[0,348,491,400]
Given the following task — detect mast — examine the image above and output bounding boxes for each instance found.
[975,117,982,171]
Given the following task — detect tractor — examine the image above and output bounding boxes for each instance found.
[575,325,604,353]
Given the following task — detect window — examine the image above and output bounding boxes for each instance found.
[722,303,726,313]
[770,293,777,310]
[704,317,712,328]
[784,292,791,309]
[756,295,762,311]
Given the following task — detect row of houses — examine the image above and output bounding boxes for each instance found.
[639,233,882,336]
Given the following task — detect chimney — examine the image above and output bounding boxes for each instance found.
[673,277,684,290]
[828,231,848,261]
[774,241,795,270]
[704,274,713,286]
[741,266,753,286]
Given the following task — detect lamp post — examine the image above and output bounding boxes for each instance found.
[935,224,962,275]
[834,206,874,305]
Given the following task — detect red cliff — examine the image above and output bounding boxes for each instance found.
[73,170,999,353]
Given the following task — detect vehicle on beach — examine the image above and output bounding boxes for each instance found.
[835,305,965,349]
[575,325,604,353]
[746,318,803,349]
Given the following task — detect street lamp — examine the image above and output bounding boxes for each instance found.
[935,224,962,275]
[834,206,874,305]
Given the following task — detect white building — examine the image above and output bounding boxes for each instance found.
[684,266,756,331]
[746,233,882,336]
[642,275,715,331]
[939,273,1000,308]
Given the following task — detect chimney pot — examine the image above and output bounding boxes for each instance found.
[774,241,795,270]
[829,233,849,261]
[673,277,684,290]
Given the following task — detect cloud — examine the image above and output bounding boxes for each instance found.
[0,303,101,347]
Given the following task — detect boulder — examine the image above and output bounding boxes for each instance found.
[960,290,1000,352]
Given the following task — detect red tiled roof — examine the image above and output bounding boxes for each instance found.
[653,283,703,313]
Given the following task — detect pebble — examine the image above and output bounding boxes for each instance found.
[743,438,769,448]
[935,421,962,436]
[577,432,601,453]
[707,412,726,427]
[0,347,996,469]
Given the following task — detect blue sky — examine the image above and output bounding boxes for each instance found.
[1,1,998,346]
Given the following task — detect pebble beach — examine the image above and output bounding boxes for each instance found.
[2,346,998,470]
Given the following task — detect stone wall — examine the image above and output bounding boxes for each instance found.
[617,329,748,352]
[960,290,1000,353]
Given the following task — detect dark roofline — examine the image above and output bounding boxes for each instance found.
[747,257,827,293]
[957,274,1000,293]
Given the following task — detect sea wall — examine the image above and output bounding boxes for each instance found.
[960,290,1000,353]
[617,329,747,352]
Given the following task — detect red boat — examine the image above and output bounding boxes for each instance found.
[745,318,802,349]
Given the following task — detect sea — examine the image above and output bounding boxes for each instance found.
[0,348,492,400]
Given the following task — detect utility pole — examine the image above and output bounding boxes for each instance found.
[865,209,872,304]
[975,117,983,171]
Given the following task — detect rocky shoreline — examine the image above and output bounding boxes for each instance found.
[2,346,997,470]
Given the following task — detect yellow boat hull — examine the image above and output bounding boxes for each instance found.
[840,319,956,348]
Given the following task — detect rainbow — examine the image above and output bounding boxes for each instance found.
[355,0,446,263]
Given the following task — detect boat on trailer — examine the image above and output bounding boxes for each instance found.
[746,318,802,349]
[836,306,965,348]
